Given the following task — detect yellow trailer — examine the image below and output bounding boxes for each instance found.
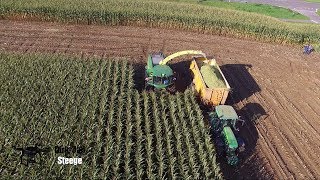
[190,56,230,106]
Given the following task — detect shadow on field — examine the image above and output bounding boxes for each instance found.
[220,64,261,104]
[220,64,272,179]
[132,63,145,92]
[170,60,193,92]
[240,103,269,125]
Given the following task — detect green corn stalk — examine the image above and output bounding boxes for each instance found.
[124,91,134,179]
[160,94,177,179]
[150,93,166,179]
[176,93,200,179]
[183,92,213,178]
[168,96,190,179]
[188,91,223,179]
[142,92,156,180]
[134,92,144,180]
[1,0,320,44]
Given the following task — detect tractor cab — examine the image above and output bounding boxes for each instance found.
[145,53,175,90]
[208,105,241,131]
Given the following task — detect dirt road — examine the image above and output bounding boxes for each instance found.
[0,20,320,179]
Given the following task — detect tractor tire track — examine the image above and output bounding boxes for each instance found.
[225,63,298,179]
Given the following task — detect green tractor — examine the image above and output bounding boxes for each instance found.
[208,105,245,166]
[145,52,176,92]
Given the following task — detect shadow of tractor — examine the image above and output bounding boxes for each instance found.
[239,103,269,125]
[218,64,272,179]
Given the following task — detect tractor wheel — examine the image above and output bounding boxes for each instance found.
[215,137,225,157]
[236,137,245,153]
[227,155,239,166]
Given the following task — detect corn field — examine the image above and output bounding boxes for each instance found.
[0,0,319,44]
[0,53,222,179]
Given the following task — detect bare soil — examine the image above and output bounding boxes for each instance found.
[1,20,320,179]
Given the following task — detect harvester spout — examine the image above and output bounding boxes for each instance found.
[159,50,206,65]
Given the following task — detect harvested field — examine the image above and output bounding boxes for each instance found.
[0,20,320,179]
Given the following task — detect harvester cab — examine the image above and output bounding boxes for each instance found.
[145,52,176,92]
[208,105,245,166]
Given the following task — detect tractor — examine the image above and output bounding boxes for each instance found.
[208,105,245,166]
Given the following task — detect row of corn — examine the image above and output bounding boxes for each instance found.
[0,0,319,44]
[0,53,222,179]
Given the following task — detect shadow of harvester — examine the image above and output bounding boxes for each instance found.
[220,64,268,124]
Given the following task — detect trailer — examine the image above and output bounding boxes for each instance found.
[189,56,231,106]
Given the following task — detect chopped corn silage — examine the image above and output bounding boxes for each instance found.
[200,65,226,88]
